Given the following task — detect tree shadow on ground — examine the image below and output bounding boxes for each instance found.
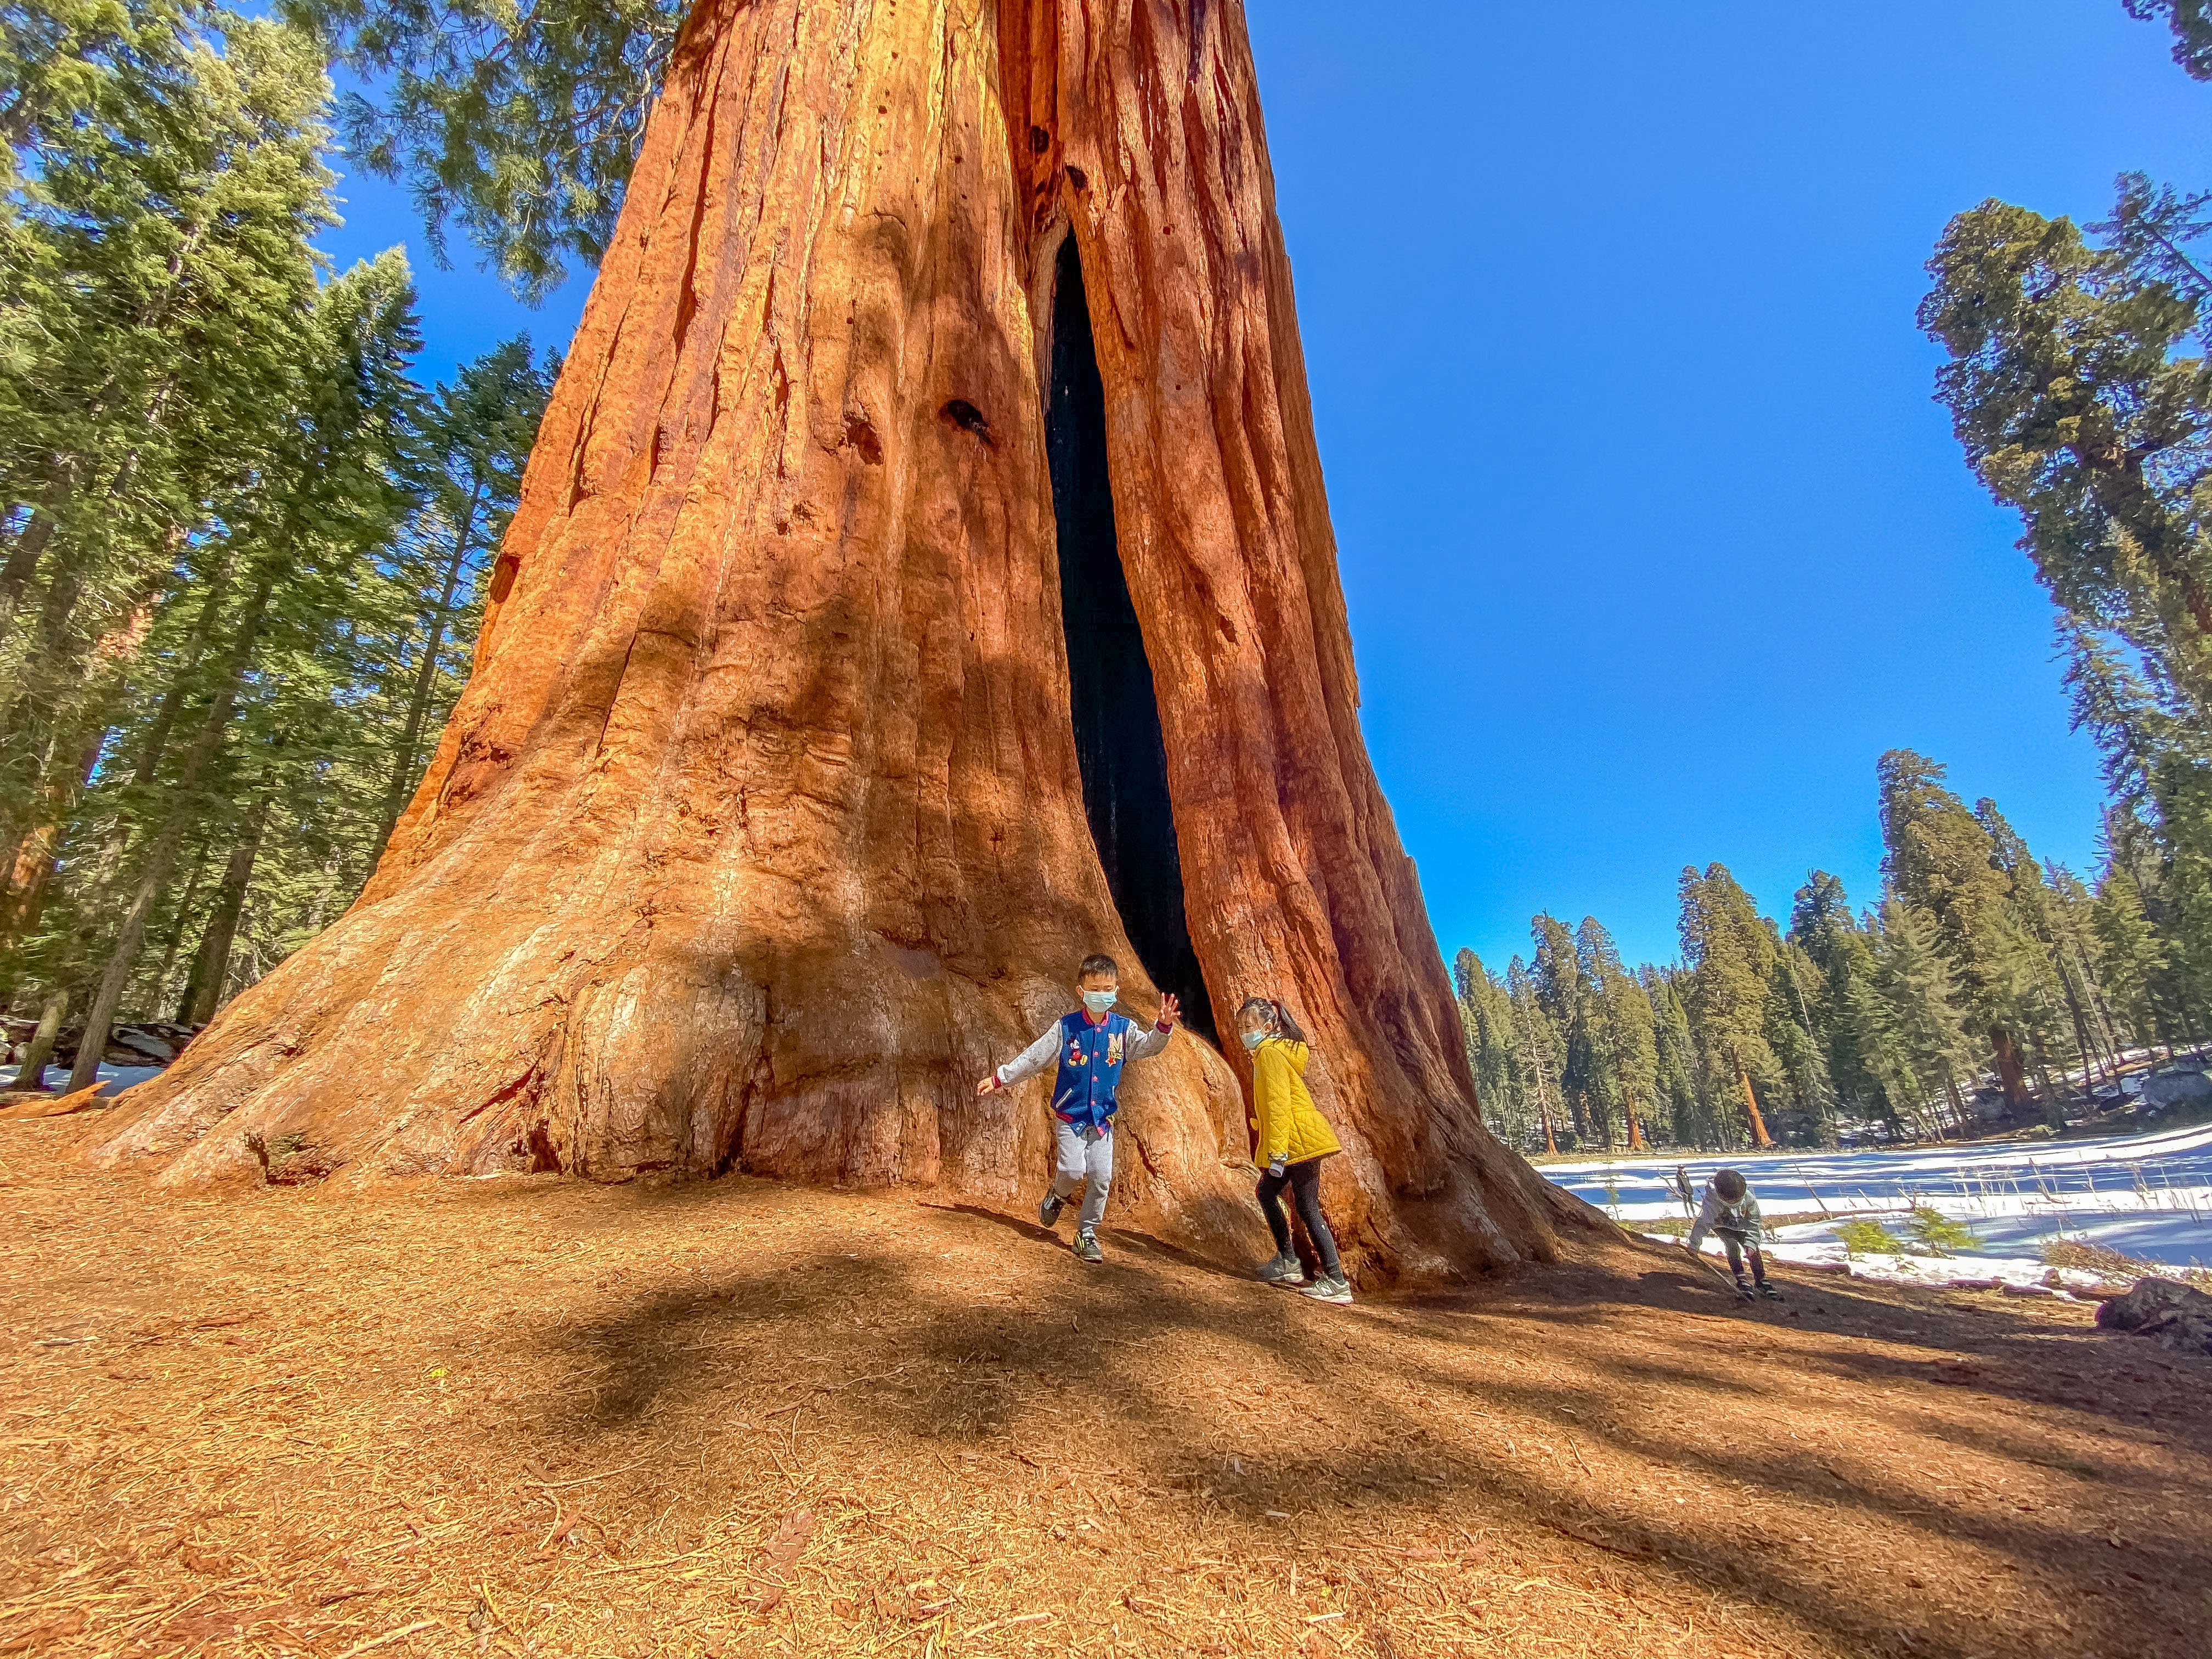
[516,1196,2212,1659]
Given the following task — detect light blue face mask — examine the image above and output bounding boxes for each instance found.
[1240,1029,1266,1051]
[1081,989,1116,1014]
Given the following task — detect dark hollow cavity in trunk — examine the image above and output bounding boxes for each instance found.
[1045,235,1219,1047]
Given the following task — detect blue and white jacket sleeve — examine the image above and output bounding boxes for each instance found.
[1127,1018,1172,1061]
[995,1025,1064,1088]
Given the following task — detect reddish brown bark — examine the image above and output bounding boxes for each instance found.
[1991,1024,2032,1110]
[90,0,1590,1277]
[1736,1064,1774,1148]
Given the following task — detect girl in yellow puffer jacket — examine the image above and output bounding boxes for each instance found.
[1238,996,1351,1305]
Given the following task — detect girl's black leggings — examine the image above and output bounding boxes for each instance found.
[1257,1156,1341,1276]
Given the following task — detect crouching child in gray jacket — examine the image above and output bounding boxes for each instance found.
[975,953,1178,1264]
[1685,1167,1780,1300]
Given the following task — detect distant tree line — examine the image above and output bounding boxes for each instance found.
[1453,751,2192,1153]
[0,0,555,1085]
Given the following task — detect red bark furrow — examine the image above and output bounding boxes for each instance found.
[89,0,1593,1279]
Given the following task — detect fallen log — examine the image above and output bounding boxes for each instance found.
[0,1083,109,1120]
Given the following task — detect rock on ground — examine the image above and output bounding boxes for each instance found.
[2096,1274,2212,1356]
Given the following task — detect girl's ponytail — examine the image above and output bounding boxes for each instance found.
[1272,1001,1308,1043]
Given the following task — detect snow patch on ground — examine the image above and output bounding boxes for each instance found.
[1572,1125,2212,1270]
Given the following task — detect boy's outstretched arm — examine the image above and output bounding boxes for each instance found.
[1127,992,1180,1060]
[976,1025,1062,1096]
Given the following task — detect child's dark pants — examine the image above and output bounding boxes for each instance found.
[1719,1227,1766,1284]
[1258,1158,1342,1276]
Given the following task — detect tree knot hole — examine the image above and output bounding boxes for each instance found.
[939,399,993,445]
[1029,124,1051,154]
[841,413,884,466]
[1066,165,1089,192]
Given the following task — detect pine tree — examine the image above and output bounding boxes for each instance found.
[1643,964,1717,1148]
[1677,862,1778,1146]
[2046,859,2131,1077]
[1767,930,1838,1145]
[1789,870,1893,1128]
[1876,750,2040,1108]
[58,250,421,1088]
[0,5,336,954]
[2094,862,2171,1054]
[1454,947,1538,1149]
[1977,798,2096,1117]
[1922,200,2212,724]
[1530,914,1605,1147]
[1863,900,1978,1136]
[1576,916,1657,1150]
[365,335,555,865]
[278,0,684,296]
[1505,955,1563,1156]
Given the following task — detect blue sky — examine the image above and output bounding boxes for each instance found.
[320,0,2212,974]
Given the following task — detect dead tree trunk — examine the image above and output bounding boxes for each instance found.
[11,988,63,1091]
[179,795,268,1025]
[91,0,1591,1277]
[367,482,484,870]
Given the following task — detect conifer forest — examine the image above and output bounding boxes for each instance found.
[0,0,556,1092]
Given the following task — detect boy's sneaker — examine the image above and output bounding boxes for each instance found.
[1732,1273,1756,1299]
[1757,1282,1784,1300]
[1038,1192,1064,1229]
[1256,1251,1307,1287]
[1073,1231,1103,1265]
[1300,1272,1353,1305]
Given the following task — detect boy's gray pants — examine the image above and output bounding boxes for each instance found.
[1051,1119,1114,1233]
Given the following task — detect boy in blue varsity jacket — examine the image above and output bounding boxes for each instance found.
[975,953,1180,1263]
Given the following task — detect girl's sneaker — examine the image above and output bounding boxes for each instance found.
[1256,1252,1307,1287]
[1073,1232,1104,1264]
[1039,1192,1064,1229]
[1300,1272,1353,1305]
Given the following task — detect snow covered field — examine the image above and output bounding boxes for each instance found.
[1543,1125,2212,1290]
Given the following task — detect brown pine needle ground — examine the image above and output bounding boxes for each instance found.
[1,1116,2208,1658]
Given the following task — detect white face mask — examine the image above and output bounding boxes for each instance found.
[1240,1029,1266,1051]
[1081,989,1116,1014]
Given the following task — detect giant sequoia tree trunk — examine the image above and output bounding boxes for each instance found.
[91,0,1591,1277]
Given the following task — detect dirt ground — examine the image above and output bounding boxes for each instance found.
[1,1118,2208,1659]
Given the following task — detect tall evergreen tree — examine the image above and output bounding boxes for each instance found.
[1576,916,1657,1149]
[1677,862,1778,1146]
[0,5,336,952]
[2094,862,2172,1052]
[59,251,422,1088]
[1861,900,1978,1135]
[1789,870,1893,1127]
[1531,913,1604,1146]
[1876,749,2039,1107]
[1635,966,1706,1147]
[1454,947,1538,1149]
[1977,797,2096,1115]
[365,335,554,865]
[1505,954,1562,1156]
